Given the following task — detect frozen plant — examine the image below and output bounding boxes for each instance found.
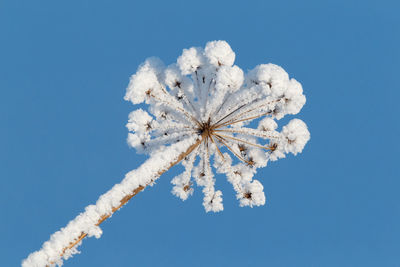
[23,40,310,267]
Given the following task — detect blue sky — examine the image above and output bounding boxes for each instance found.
[1,0,399,266]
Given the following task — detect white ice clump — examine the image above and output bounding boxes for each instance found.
[281,119,310,155]
[204,40,235,66]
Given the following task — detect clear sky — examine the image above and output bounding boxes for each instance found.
[1,0,399,266]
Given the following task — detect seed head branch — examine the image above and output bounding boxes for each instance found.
[24,40,309,267]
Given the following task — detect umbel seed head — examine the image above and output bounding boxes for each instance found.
[125,40,310,212]
[21,41,311,267]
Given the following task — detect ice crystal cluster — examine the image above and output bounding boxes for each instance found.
[22,40,309,267]
[125,40,310,212]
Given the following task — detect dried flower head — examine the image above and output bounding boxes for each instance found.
[22,41,310,267]
[125,40,310,212]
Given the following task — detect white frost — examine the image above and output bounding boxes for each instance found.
[23,40,310,267]
[123,40,309,212]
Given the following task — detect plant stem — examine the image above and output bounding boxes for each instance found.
[45,138,202,266]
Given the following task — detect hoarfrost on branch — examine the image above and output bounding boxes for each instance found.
[23,40,310,267]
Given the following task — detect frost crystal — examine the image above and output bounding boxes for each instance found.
[22,40,310,267]
[125,40,310,212]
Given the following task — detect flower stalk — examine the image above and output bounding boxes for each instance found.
[50,137,202,266]
[23,40,310,267]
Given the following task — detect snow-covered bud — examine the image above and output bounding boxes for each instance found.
[177,47,205,75]
[126,109,154,133]
[215,65,244,93]
[247,63,289,97]
[204,40,235,67]
[267,141,286,162]
[281,119,310,155]
[203,190,223,213]
[171,173,193,201]
[239,180,266,207]
[258,117,278,132]
[163,64,183,88]
[124,57,165,104]
[281,78,306,115]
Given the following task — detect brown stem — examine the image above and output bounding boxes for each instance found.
[214,135,253,166]
[213,97,266,126]
[213,103,247,126]
[214,133,271,150]
[47,138,202,266]
[214,99,281,129]
[150,93,201,127]
[214,128,279,139]
[215,111,271,129]
[209,134,224,160]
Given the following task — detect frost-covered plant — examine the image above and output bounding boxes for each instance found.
[23,40,310,267]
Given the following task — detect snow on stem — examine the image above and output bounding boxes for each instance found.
[23,40,310,267]
[23,137,201,267]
